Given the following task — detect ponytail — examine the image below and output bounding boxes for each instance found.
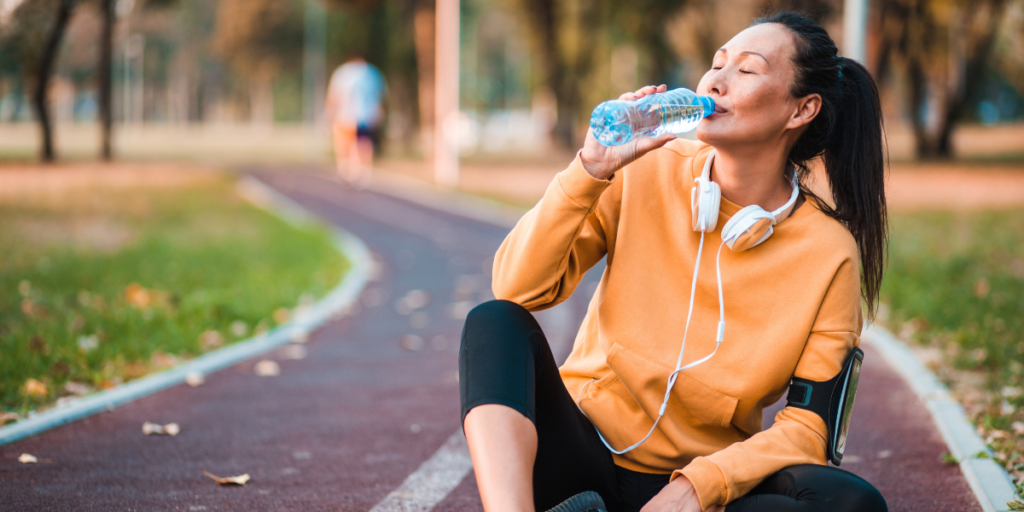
[752,12,888,317]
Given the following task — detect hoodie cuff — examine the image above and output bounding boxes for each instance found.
[557,151,611,208]
[673,457,729,511]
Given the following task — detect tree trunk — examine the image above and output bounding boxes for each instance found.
[413,0,435,158]
[33,0,74,163]
[98,0,114,161]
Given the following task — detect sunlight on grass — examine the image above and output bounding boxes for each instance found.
[881,210,1024,482]
[0,177,347,415]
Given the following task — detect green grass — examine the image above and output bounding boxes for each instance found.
[881,210,1024,483]
[0,178,347,415]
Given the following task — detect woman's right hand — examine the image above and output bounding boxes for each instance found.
[579,84,678,181]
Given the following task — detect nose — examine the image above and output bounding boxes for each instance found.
[707,69,727,97]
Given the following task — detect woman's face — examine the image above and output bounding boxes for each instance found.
[695,23,813,149]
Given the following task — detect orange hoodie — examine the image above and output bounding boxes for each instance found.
[492,139,862,510]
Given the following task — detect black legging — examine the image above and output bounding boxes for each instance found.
[459,300,888,512]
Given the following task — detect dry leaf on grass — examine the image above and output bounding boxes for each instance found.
[199,330,224,350]
[1,412,21,425]
[254,360,280,377]
[18,453,38,463]
[185,371,205,387]
[64,381,91,396]
[23,378,48,397]
[203,471,250,486]
[142,421,180,436]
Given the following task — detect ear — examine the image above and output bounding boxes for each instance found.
[786,93,821,130]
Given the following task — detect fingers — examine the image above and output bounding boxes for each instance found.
[618,84,667,101]
[633,133,677,155]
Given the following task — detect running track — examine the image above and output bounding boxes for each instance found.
[0,170,980,511]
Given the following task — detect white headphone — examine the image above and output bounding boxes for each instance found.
[694,150,800,250]
[581,148,800,455]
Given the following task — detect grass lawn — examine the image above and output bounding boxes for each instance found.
[881,210,1024,486]
[0,171,347,418]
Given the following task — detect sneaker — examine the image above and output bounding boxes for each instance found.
[544,491,607,512]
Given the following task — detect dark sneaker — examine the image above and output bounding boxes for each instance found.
[545,491,607,512]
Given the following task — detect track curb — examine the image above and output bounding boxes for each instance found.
[864,324,1020,512]
[0,176,373,447]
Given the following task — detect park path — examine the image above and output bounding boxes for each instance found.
[0,170,980,511]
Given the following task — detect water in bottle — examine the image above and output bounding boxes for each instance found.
[590,88,715,146]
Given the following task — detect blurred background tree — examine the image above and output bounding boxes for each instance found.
[875,0,1009,158]
[0,0,1023,162]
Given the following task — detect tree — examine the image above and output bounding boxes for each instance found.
[513,0,601,148]
[875,0,1009,158]
[7,0,79,162]
[98,0,113,160]
[211,0,305,127]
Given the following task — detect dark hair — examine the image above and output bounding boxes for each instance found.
[752,11,888,317]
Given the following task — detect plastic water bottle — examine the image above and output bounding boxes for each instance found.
[590,88,715,146]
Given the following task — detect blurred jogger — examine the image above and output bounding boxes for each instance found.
[326,55,387,188]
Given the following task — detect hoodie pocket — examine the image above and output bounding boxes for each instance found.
[591,342,739,431]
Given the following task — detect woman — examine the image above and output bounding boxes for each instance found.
[459,12,888,512]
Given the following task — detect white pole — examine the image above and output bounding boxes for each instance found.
[843,0,868,64]
[434,0,459,187]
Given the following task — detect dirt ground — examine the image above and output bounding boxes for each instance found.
[0,162,218,200]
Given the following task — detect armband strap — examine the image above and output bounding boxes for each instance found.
[786,347,864,466]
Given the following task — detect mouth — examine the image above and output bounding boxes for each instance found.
[713,105,728,115]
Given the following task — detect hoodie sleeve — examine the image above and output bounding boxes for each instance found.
[674,257,864,510]
[491,153,617,311]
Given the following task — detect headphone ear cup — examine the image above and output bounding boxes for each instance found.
[705,181,721,232]
[722,206,774,251]
[692,180,721,232]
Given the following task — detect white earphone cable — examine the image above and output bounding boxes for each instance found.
[579,231,727,455]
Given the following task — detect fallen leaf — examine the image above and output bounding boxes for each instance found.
[18,453,37,463]
[282,345,307,360]
[230,320,248,337]
[151,352,179,369]
[27,335,49,355]
[272,308,291,324]
[142,421,181,436]
[973,278,990,298]
[254,360,280,377]
[289,328,309,344]
[64,381,90,397]
[199,330,224,350]
[23,378,48,397]
[125,283,151,307]
[48,361,71,379]
[21,299,49,319]
[1,412,21,425]
[185,371,205,387]
[123,361,148,380]
[203,471,250,486]
[399,335,424,352]
[448,301,474,320]
[77,334,99,351]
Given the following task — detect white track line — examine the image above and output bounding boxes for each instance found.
[368,431,474,512]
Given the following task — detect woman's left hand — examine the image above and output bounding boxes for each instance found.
[640,477,725,512]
